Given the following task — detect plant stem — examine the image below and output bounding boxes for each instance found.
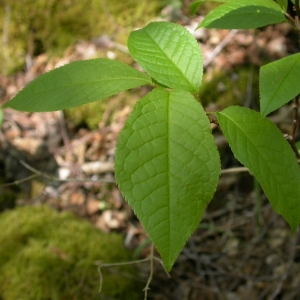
[295,0,300,19]
[291,96,299,141]
[144,243,155,300]
[287,97,300,159]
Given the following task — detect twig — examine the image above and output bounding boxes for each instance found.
[96,245,170,298]
[0,173,40,187]
[21,160,115,182]
[0,160,115,188]
[220,167,249,174]
[295,0,300,20]
[204,29,238,68]
[143,243,155,300]
[290,96,299,141]
[284,12,296,28]
[286,96,300,159]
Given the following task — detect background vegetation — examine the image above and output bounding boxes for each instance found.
[0,0,163,75]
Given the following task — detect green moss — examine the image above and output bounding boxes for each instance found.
[0,0,163,75]
[199,66,259,110]
[0,205,141,300]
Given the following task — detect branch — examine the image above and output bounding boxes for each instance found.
[204,29,238,68]
[0,160,115,188]
[96,245,170,298]
[286,96,300,159]
[220,167,249,175]
[295,0,300,20]
[143,243,155,300]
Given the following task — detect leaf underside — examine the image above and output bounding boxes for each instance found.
[260,53,300,117]
[218,106,300,232]
[115,88,220,270]
[2,59,152,112]
[198,0,285,29]
[128,22,203,94]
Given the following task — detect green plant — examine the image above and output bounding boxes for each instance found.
[3,0,300,272]
[0,205,141,300]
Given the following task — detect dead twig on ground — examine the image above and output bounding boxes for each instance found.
[0,160,115,188]
[96,243,170,300]
[204,30,238,68]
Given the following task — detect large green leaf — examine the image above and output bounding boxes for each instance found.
[218,106,300,232]
[2,59,152,112]
[260,53,300,117]
[115,88,220,270]
[198,0,286,29]
[128,22,203,94]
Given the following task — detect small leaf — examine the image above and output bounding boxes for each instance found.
[128,22,203,94]
[198,0,286,29]
[2,59,152,112]
[115,88,220,270]
[260,53,300,117]
[218,106,300,231]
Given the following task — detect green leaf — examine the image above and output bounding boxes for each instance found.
[276,0,288,11]
[115,88,220,270]
[260,53,300,117]
[2,59,152,112]
[128,22,203,94]
[217,106,300,232]
[198,0,286,29]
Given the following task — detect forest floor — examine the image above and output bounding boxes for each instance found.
[1,7,300,300]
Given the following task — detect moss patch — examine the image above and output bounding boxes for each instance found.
[0,205,141,300]
[0,0,163,75]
